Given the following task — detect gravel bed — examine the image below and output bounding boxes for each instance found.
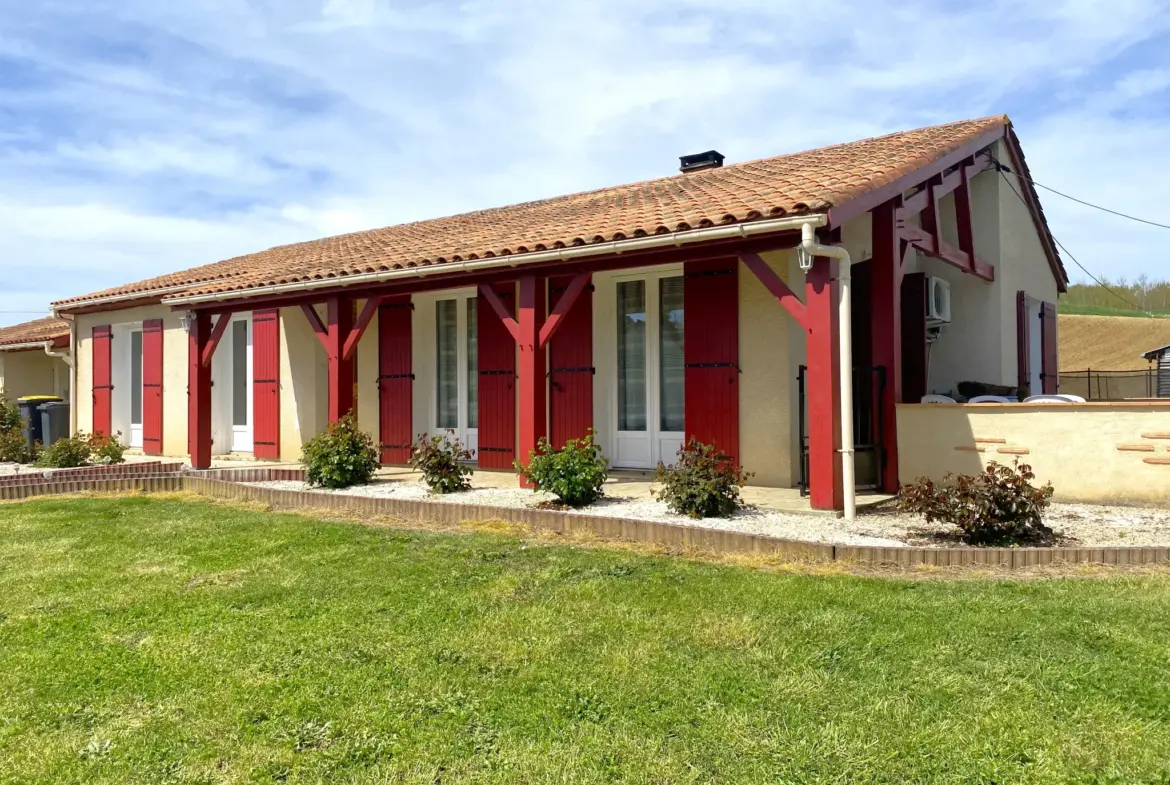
[243,479,1170,548]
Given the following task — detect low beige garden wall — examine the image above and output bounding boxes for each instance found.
[897,402,1170,504]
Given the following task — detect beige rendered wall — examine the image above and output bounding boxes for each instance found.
[74,304,189,455]
[897,402,1170,504]
[278,306,328,462]
[738,248,800,487]
[0,350,64,401]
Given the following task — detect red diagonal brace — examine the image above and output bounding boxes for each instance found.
[479,283,520,341]
[739,253,808,329]
[343,295,382,361]
[301,303,330,351]
[539,273,589,347]
[201,313,232,368]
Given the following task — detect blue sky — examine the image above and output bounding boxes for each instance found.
[2,0,1169,326]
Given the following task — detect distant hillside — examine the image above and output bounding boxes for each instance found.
[1059,314,1170,372]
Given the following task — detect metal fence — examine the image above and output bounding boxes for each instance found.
[1058,369,1160,401]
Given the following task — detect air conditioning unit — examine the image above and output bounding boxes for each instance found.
[926,276,952,324]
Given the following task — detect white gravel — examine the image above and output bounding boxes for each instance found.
[242,478,1170,548]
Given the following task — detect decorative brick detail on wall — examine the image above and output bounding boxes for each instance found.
[973,437,1007,444]
[1143,457,1170,466]
[1117,444,1156,452]
[1141,432,1170,439]
[997,447,1031,455]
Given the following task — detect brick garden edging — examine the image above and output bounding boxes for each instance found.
[0,461,185,489]
[2,467,1168,569]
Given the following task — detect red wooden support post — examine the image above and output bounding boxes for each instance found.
[326,296,355,422]
[187,311,213,469]
[871,201,902,493]
[805,256,843,511]
[516,275,546,486]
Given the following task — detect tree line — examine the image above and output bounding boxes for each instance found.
[1062,276,1170,314]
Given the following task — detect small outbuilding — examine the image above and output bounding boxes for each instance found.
[1142,344,1170,398]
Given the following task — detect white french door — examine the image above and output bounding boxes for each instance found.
[609,270,685,468]
[432,293,478,454]
[128,329,143,449]
[229,318,254,453]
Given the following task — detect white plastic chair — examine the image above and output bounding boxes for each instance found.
[967,395,1011,403]
[1024,395,1068,403]
[921,394,956,404]
[1055,393,1086,402]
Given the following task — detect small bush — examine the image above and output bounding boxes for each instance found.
[0,394,28,463]
[516,430,609,507]
[898,460,1056,546]
[302,412,379,489]
[410,431,474,494]
[654,439,752,519]
[36,434,91,468]
[88,432,127,465]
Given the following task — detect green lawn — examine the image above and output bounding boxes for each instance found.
[2,498,1170,784]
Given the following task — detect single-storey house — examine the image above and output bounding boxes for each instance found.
[0,317,72,401]
[50,115,1066,510]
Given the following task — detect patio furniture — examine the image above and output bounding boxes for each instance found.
[968,395,1011,403]
[921,394,956,404]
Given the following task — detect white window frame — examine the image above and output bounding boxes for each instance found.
[412,288,479,455]
[594,264,685,469]
[210,313,254,455]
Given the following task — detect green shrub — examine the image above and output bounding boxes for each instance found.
[88,432,127,465]
[0,393,28,463]
[898,460,1056,546]
[301,412,379,489]
[410,431,474,494]
[516,430,608,507]
[36,434,91,468]
[654,439,752,519]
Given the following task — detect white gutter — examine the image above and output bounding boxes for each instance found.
[0,339,64,353]
[43,341,73,367]
[801,222,856,522]
[167,214,829,306]
[51,281,196,317]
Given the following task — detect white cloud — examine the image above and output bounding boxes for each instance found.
[0,0,1169,323]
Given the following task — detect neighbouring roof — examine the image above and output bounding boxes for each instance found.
[1142,344,1170,361]
[0,316,69,350]
[53,114,1064,309]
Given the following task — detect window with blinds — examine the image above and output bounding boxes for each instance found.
[232,321,248,427]
[130,330,143,425]
[436,299,459,429]
[659,276,685,431]
[466,297,478,429]
[617,280,647,431]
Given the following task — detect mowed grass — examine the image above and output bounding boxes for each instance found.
[2,498,1170,784]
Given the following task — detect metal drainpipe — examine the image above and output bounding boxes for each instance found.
[800,222,856,521]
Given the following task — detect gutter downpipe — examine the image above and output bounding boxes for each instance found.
[801,222,856,522]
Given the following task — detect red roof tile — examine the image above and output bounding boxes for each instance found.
[54,115,1056,307]
[0,317,69,349]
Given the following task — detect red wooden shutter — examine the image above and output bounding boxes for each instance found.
[477,284,516,469]
[377,297,413,465]
[92,325,113,437]
[683,259,739,464]
[1040,301,1058,394]
[900,274,927,403]
[142,319,164,455]
[548,276,593,448]
[252,309,281,459]
[1016,290,1031,393]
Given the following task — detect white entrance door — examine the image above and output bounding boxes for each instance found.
[128,329,144,449]
[608,270,685,468]
[230,318,254,453]
[432,293,479,454]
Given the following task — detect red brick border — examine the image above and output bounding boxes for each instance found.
[2,469,1168,569]
[0,461,184,489]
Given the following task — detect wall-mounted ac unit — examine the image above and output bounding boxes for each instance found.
[926,276,951,324]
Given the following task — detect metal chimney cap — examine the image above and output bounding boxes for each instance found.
[679,150,725,173]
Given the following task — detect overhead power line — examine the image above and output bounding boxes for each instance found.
[997,170,1152,316]
[994,159,1170,231]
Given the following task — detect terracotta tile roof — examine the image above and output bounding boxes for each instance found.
[54,115,1020,307]
[0,316,69,349]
